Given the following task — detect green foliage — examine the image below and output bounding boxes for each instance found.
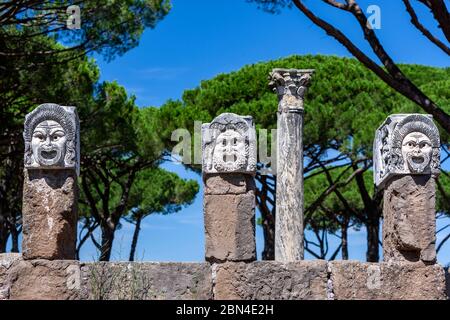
[128,167,199,219]
[1,1,171,60]
[1,0,171,134]
[304,167,373,232]
[157,54,449,258]
[437,172,450,215]
[159,54,449,156]
[0,0,185,257]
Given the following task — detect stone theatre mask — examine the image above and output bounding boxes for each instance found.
[373,114,440,188]
[212,129,247,172]
[24,104,80,175]
[401,132,433,173]
[202,113,256,174]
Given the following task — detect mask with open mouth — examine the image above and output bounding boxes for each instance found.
[31,120,67,167]
[202,113,256,174]
[401,132,432,173]
[213,130,247,172]
[24,104,79,174]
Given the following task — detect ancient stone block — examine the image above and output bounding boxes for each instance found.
[383,175,436,263]
[204,191,256,262]
[214,261,328,300]
[202,113,256,174]
[7,259,81,300]
[373,114,440,189]
[1,258,448,300]
[80,262,212,300]
[0,253,22,300]
[22,169,78,260]
[204,173,255,195]
[329,261,447,300]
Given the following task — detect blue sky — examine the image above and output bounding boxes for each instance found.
[76,0,450,264]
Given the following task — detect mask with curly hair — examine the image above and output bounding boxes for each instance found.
[24,104,79,173]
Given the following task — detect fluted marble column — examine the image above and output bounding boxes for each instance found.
[269,69,314,262]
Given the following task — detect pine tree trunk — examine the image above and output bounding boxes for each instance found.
[341,223,348,260]
[0,224,8,253]
[129,214,143,262]
[366,215,380,262]
[261,209,275,260]
[100,224,115,261]
[10,226,19,252]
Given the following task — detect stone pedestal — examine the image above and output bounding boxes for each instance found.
[204,174,256,262]
[22,103,80,260]
[373,114,440,264]
[269,68,314,262]
[22,169,78,260]
[382,175,436,263]
[202,113,257,262]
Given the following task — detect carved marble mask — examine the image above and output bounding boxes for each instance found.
[401,132,432,173]
[31,120,67,167]
[213,130,247,172]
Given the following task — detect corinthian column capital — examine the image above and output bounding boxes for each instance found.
[268,68,314,112]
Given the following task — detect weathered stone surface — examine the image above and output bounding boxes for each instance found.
[80,262,212,300]
[0,253,22,300]
[24,103,80,175]
[202,113,256,174]
[214,261,328,300]
[6,258,81,300]
[373,114,440,189]
[1,258,448,300]
[204,191,256,262]
[329,261,447,300]
[275,110,304,262]
[269,68,314,262]
[204,173,255,195]
[268,68,314,112]
[22,169,78,260]
[383,175,436,263]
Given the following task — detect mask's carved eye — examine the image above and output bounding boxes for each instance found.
[408,142,414,148]
[33,133,45,141]
[222,139,226,146]
[233,137,237,145]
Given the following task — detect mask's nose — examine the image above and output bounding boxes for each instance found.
[44,136,52,147]
[413,145,422,154]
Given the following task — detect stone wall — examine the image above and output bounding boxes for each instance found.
[1,253,447,300]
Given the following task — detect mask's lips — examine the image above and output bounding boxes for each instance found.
[411,156,424,164]
[40,149,57,160]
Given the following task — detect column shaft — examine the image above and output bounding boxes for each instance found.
[275,110,304,261]
[269,68,313,262]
